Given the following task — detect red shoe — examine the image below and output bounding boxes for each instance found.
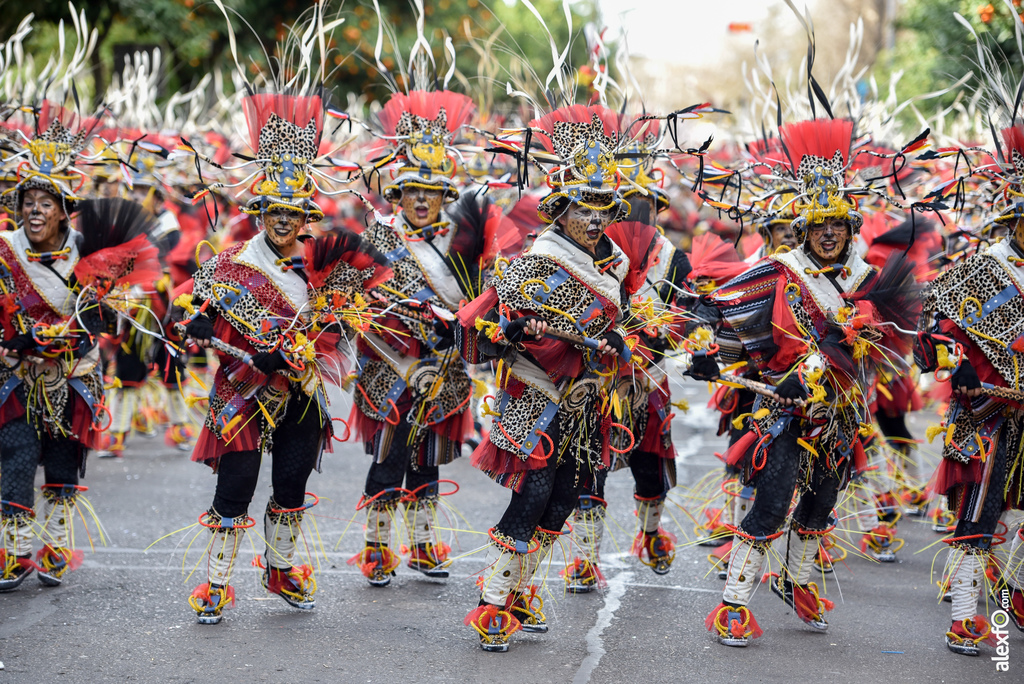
[348,544,400,586]
[706,602,763,647]
[632,529,675,575]
[261,564,316,609]
[189,583,235,624]
[946,615,994,656]
[407,542,451,578]
[561,557,602,593]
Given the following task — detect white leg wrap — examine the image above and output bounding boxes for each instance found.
[403,498,437,546]
[108,387,137,435]
[572,503,606,563]
[521,531,556,588]
[635,496,664,534]
[480,543,526,606]
[165,386,189,425]
[1006,525,1024,591]
[40,494,73,549]
[364,503,394,545]
[207,528,243,587]
[723,539,765,606]
[948,550,984,622]
[1,513,34,556]
[787,529,822,586]
[264,501,302,570]
[732,485,754,529]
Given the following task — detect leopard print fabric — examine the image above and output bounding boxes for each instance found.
[495,255,621,341]
[394,109,452,145]
[928,249,1024,387]
[257,114,318,162]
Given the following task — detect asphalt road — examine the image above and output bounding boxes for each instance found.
[1,382,1021,684]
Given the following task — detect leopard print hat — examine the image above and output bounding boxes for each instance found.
[530,107,629,225]
[240,94,325,222]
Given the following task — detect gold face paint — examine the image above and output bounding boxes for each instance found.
[400,186,444,229]
[263,208,305,252]
[20,188,67,252]
[561,203,615,253]
[806,217,850,263]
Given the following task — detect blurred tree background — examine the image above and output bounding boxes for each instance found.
[0,0,595,110]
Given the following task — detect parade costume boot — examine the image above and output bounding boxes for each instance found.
[348,501,400,586]
[189,509,245,625]
[931,496,956,533]
[510,529,555,633]
[772,528,833,632]
[564,495,605,593]
[467,536,527,652]
[712,485,754,580]
[707,538,765,647]
[98,387,130,459]
[404,490,451,578]
[0,508,35,592]
[632,494,675,575]
[944,549,995,655]
[261,498,315,610]
[858,491,903,562]
[36,485,84,587]
[163,389,194,451]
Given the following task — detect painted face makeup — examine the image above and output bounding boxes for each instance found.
[20,188,67,252]
[263,207,305,253]
[770,222,798,251]
[400,186,444,229]
[561,203,615,254]
[805,217,850,263]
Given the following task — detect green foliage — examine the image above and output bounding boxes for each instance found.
[1,1,595,110]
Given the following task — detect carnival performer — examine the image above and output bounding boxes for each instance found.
[180,90,389,624]
[0,102,162,591]
[346,89,486,587]
[563,118,690,592]
[698,117,923,647]
[914,124,1024,656]
[458,106,660,652]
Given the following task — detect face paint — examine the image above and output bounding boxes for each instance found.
[770,223,797,251]
[20,188,67,251]
[263,208,305,253]
[805,217,850,263]
[400,186,444,229]
[561,203,615,253]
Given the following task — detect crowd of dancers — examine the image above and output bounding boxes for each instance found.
[1,1,1023,660]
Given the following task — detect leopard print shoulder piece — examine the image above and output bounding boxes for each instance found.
[929,242,1024,387]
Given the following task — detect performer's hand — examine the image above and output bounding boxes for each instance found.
[686,354,720,381]
[505,316,547,343]
[773,374,807,406]
[950,358,982,398]
[432,318,456,351]
[249,350,288,376]
[0,333,37,357]
[597,330,625,358]
[185,313,214,349]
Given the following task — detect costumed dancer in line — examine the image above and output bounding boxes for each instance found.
[563,115,691,591]
[458,105,658,651]
[178,32,390,621]
[698,114,925,647]
[0,99,162,591]
[347,85,484,586]
[914,123,1024,655]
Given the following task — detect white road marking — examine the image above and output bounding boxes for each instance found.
[573,570,634,684]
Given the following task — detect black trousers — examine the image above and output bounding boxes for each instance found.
[739,430,841,537]
[0,386,81,512]
[211,394,322,518]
